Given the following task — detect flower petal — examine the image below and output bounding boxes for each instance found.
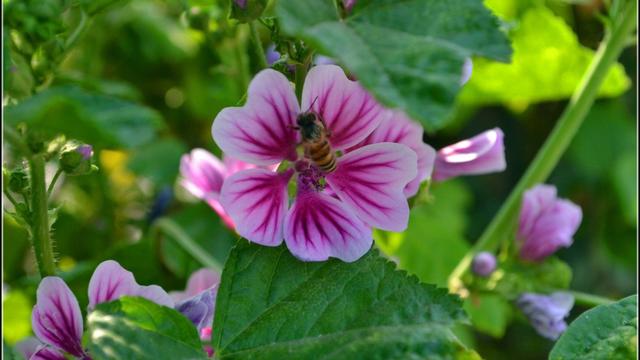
[432,128,506,181]
[32,277,84,357]
[220,169,293,246]
[15,337,42,360]
[359,111,435,197]
[302,65,384,150]
[185,268,221,298]
[175,287,216,333]
[88,260,174,309]
[518,184,557,238]
[326,143,417,231]
[284,190,372,262]
[88,260,139,310]
[30,345,67,360]
[180,149,226,199]
[212,69,299,166]
[135,285,174,308]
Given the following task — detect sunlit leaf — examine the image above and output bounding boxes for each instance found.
[213,241,475,359]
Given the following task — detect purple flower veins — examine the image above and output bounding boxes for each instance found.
[213,65,427,262]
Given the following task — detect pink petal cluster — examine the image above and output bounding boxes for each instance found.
[432,128,506,181]
[29,260,173,359]
[518,184,582,262]
[212,65,430,262]
[180,149,255,228]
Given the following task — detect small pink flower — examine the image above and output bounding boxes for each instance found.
[16,337,68,360]
[30,260,173,359]
[343,0,356,12]
[432,128,506,181]
[213,65,417,262]
[353,110,436,197]
[170,268,220,303]
[518,185,582,262]
[180,149,256,229]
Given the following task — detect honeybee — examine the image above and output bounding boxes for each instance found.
[295,111,336,173]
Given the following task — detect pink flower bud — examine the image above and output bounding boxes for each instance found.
[471,251,497,277]
[518,185,582,262]
[432,128,506,181]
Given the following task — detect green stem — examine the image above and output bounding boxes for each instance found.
[568,290,615,307]
[152,218,223,272]
[29,155,56,277]
[47,169,64,197]
[3,189,20,208]
[448,1,637,294]
[249,21,268,69]
[65,10,88,50]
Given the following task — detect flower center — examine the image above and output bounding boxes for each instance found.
[295,160,326,192]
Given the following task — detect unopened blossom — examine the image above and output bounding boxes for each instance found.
[343,0,356,12]
[180,148,255,228]
[170,268,220,302]
[518,184,582,262]
[516,292,574,340]
[432,128,506,181]
[31,260,173,360]
[213,65,417,262]
[16,336,66,360]
[460,58,473,85]
[471,251,497,277]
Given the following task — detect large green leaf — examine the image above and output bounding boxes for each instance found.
[460,7,630,105]
[213,241,474,359]
[87,296,206,359]
[276,0,511,130]
[4,85,163,149]
[550,295,637,360]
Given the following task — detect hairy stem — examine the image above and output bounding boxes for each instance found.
[249,21,268,70]
[449,1,637,294]
[29,155,57,277]
[152,218,223,272]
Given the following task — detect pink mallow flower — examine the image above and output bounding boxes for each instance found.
[212,65,418,262]
[30,260,173,360]
[180,149,255,229]
[518,184,582,262]
[432,128,506,182]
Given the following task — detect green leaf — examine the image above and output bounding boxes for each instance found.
[213,241,473,359]
[378,180,471,287]
[87,296,206,359]
[276,0,511,130]
[460,7,630,106]
[1,290,32,345]
[4,85,164,149]
[463,294,512,338]
[160,203,236,278]
[127,139,187,186]
[550,295,637,360]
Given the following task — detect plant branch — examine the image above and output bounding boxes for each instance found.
[29,155,57,277]
[249,21,268,69]
[448,0,638,295]
[47,169,64,197]
[569,290,615,308]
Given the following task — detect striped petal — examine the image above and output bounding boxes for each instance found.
[359,111,435,197]
[284,190,372,262]
[31,277,85,357]
[30,346,66,360]
[301,65,384,150]
[220,169,293,246]
[88,260,173,309]
[326,143,417,231]
[212,69,299,166]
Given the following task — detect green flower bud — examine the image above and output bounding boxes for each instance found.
[8,168,30,194]
[60,142,94,176]
[186,7,210,32]
[230,0,267,23]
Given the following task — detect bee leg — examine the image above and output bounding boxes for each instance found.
[287,125,301,130]
[319,118,332,137]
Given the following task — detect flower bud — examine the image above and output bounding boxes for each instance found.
[471,251,497,277]
[343,0,357,13]
[518,184,582,262]
[432,128,506,182]
[175,287,217,333]
[516,292,574,340]
[60,142,95,176]
[8,168,30,194]
[230,0,267,23]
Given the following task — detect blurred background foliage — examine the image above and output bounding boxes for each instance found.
[2,0,636,359]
